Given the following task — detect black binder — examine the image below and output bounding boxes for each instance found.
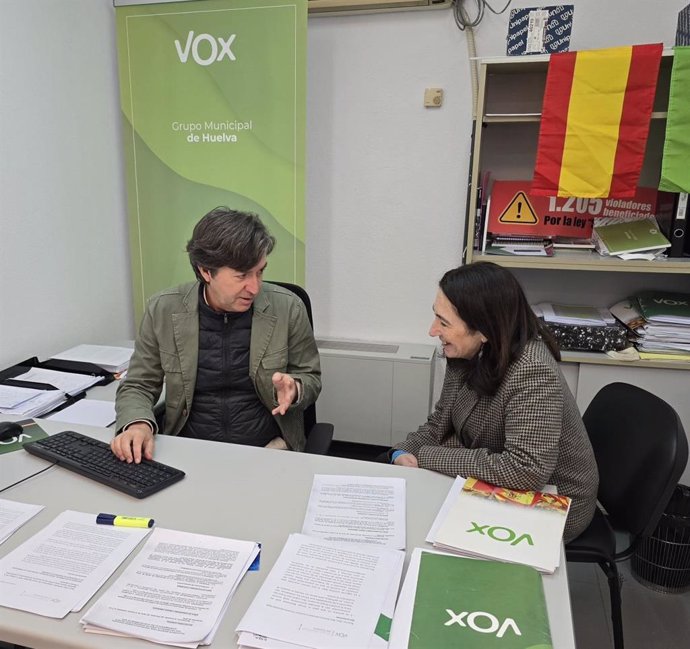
[0,357,114,417]
[669,192,688,258]
[0,357,114,387]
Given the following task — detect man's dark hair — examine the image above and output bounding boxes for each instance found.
[439,261,560,396]
[186,207,276,282]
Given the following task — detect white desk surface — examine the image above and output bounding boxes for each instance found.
[0,420,576,649]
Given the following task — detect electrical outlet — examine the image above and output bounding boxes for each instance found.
[424,87,444,108]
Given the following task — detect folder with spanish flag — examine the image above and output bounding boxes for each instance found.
[532,43,663,199]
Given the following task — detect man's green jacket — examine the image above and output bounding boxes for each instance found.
[115,281,321,451]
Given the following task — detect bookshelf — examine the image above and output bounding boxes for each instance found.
[463,52,690,371]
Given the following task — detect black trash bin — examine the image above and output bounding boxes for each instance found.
[631,484,690,594]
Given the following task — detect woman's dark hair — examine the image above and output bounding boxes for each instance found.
[439,262,560,396]
[186,207,276,282]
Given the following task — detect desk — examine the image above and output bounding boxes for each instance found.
[0,421,576,649]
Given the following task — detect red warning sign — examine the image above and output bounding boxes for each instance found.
[487,182,594,238]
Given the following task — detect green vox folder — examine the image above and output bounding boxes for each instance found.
[635,290,690,322]
[592,218,671,255]
[409,553,552,649]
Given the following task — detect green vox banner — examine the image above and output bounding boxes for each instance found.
[115,0,307,320]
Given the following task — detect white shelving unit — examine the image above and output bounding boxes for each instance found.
[464,54,690,481]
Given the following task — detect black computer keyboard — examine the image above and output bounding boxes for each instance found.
[23,430,185,498]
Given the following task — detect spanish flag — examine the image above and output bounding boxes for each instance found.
[532,44,663,198]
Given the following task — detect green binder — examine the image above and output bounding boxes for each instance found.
[409,553,552,649]
[636,290,690,322]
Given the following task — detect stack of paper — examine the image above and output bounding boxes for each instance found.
[533,302,616,327]
[81,528,259,647]
[611,292,690,358]
[14,367,104,395]
[237,533,404,649]
[430,477,570,574]
[388,549,552,649]
[0,384,67,418]
[51,344,133,374]
[0,510,151,618]
[237,475,407,648]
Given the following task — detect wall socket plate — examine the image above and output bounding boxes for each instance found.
[424,87,444,108]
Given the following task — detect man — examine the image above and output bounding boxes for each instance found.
[111,207,321,463]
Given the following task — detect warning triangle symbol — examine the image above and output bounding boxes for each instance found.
[498,192,539,224]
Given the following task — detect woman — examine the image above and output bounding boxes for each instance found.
[391,262,598,542]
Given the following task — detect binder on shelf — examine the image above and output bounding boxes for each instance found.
[669,192,688,258]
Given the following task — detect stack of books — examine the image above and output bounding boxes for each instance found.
[610,291,690,360]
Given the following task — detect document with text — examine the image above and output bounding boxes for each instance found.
[237,547,403,649]
[0,498,44,544]
[302,474,406,549]
[237,533,404,649]
[0,510,151,617]
[81,528,259,647]
[14,367,103,395]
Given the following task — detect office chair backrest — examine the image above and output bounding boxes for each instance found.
[583,382,688,538]
[267,281,316,435]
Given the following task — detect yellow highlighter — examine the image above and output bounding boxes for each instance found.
[96,513,154,528]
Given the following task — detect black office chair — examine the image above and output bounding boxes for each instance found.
[565,382,689,649]
[268,281,334,455]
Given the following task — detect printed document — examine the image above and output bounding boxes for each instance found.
[0,510,151,617]
[237,549,402,649]
[0,385,66,417]
[14,367,103,395]
[46,399,116,427]
[302,474,406,549]
[81,528,259,647]
[0,498,44,544]
[237,533,404,649]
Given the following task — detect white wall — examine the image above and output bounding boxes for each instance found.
[305,0,687,344]
[0,0,686,368]
[0,0,131,369]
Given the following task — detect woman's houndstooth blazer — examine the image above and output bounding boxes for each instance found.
[395,339,599,542]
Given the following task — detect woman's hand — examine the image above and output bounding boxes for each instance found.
[394,453,419,468]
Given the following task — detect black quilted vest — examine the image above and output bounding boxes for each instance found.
[180,287,280,446]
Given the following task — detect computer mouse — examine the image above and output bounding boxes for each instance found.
[0,421,23,442]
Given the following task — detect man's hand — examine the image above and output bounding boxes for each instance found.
[265,436,288,450]
[393,453,419,468]
[271,372,298,415]
[110,422,155,464]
